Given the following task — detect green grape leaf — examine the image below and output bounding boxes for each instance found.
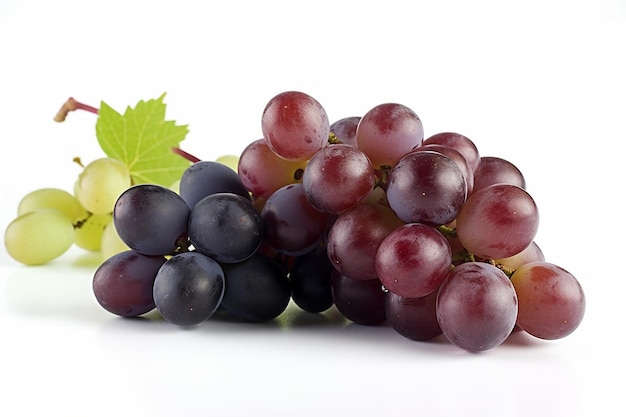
[95,93,190,186]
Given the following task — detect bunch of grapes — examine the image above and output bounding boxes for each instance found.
[8,90,587,353]
[4,157,132,265]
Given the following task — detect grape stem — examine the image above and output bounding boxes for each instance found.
[54,97,99,122]
[171,147,201,163]
[490,260,516,277]
[437,225,457,237]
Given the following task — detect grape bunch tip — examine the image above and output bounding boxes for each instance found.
[4,90,586,353]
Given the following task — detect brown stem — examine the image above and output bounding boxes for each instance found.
[54,97,99,122]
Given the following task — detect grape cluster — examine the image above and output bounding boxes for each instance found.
[4,157,132,265]
[92,91,586,351]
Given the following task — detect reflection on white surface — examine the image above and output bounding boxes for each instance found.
[0,254,606,417]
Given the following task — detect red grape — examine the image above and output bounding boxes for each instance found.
[376,223,452,298]
[455,183,539,259]
[261,91,329,161]
[356,103,423,169]
[436,262,518,352]
[510,261,585,340]
[303,144,376,214]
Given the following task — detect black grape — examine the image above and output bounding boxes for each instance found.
[331,270,386,325]
[188,192,263,263]
[152,251,225,326]
[113,184,190,256]
[220,253,291,322]
[179,160,250,209]
[289,244,334,313]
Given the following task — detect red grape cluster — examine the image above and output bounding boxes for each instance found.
[94,90,586,353]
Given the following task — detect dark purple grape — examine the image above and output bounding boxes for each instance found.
[261,183,327,256]
[113,184,190,256]
[220,253,291,322]
[436,262,518,352]
[331,270,386,325]
[188,192,263,264]
[92,250,166,317]
[179,160,251,209]
[386,151,467,226]
[289,244,334,313]
[153,252,225,326]
[385,290,442,341]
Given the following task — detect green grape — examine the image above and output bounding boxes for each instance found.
[100,221,130,259]
[75,158,131,215]
[18,187,88,223]
[4,208,75,265]
[74,213,112,251]
[215,154,239,172]
[168,179,181,194]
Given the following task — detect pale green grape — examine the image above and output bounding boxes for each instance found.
[18,187,88,223]
[215,154,239,172]
[75,158,131,215]
[74,213,112,251]
[4,209,75,265]
[168,179,181,194]
[100,220,130,259]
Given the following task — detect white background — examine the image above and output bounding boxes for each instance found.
[1,1,624,416]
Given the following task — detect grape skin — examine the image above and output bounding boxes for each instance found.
[153,251,225,326]
[188,192,263,264]
[100,221,130,259]
[436,262,518,352]
[385,290,442,341]
[5,208,75,265]
[473,156,526,192]
[510,261,585,340]
[237,139,307,199]
[289,244,334,313]
[326,203,404,280]
[18,187,87,223]
[423,132,480,173]
[261,183,328,256]
[412,144,474,195]
[75,157,131,215]
[261,91,330,162]
[494,241,544,270]
[356,102,423,169]
[329,116,360,147]
[74,213,112,252]
[179,160,251,209]
[303,144,376,214]
[386,150,467,226]
[93,250,166,317]
[455,183,539,259]
[114,184,191,256]
[220,253,291,322]
[331,271,386,325]
[376,223,452,298]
